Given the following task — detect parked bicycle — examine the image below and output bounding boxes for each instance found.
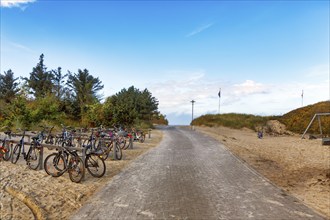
[97,131,122,160]
[11,129,41,170]
[0,129,12,161]
[44,146,85,183]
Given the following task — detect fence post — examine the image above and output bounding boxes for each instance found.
[113,141,117,160]
[129,136,133,149]
[38,146,44,170]
[82,146,86,165]
[148,129,151,139]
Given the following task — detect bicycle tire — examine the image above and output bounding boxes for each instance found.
[99,143,110,160]
[26,145,41,170]
[115,143,122,160]
[11,144,21,164]
[68,155,85,183]
[118,137,126,149]
[123,137,131,150]
[3,141,12,161]
[85,154,106,178]
[139,135,145,143]
[44,153,66,177]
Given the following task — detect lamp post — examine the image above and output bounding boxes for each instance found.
[191,100,195,130]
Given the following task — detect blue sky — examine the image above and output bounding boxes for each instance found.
[1,0,329,125]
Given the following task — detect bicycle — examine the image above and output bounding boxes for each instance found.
[97,131,122,160]
[43,126,55,144]
[83,142,106,178]
[44,146,85,183]
[55,125,76,147]
[11,129,41,170]
[0,129,12,161]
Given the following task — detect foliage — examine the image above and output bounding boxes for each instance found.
[0,69,20,103]
[106,86,159,127]
[152,113,169,125]
[0,54,167,130]
[24,54,54,98]
[67,69,104,123]
[192,113,276,131]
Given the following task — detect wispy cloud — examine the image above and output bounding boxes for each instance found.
[186,23,214,37]
[1,0,36,9]
[9,42,35,53]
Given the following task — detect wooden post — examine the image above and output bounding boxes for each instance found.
[317,115,323,137]
[38,146,44,170]
[113,141,117,160]
[129,136,133,149]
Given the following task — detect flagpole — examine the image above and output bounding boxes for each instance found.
[218,88,221,114]
[301,90,304,107]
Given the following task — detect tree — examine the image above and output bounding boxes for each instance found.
[0,69,20,103]
[25,54,54,98]
[52,67,68,100]
[67,69,104,123]
[107,86,159,127]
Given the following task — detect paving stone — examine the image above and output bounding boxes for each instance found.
[71,126,326,220]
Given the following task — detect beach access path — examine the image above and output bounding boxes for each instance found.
[71,126,325,220]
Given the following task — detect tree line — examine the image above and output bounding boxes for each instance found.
[0,54,168,129]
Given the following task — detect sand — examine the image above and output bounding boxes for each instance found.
[1,126,329,219]
[0,130,163,220]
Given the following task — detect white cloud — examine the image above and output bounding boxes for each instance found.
[186,23,214,37]
[233,80,269,96]
[0,0,36,8]
[147,72,329,125]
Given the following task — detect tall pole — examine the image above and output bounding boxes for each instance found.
[301,90,304,107]
[191,100,195,129]
[218,88,221,114]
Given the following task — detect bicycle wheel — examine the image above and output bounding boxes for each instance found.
[44,153,66,177]
[26,145,41,170]
[3,141,12,161]
[85,154,106,178]
[99,143,110,160]
[68,155,85,183]
[11,144,21,164]
[118,137,126,149]
[123,137,131,150]
[139,135,145,143]
[115,143,122,160]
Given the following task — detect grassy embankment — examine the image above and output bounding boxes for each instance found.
[192,101,330,135]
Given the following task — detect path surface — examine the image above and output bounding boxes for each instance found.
[71,126,325,220]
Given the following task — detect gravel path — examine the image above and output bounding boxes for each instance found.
[71,126,325,220]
